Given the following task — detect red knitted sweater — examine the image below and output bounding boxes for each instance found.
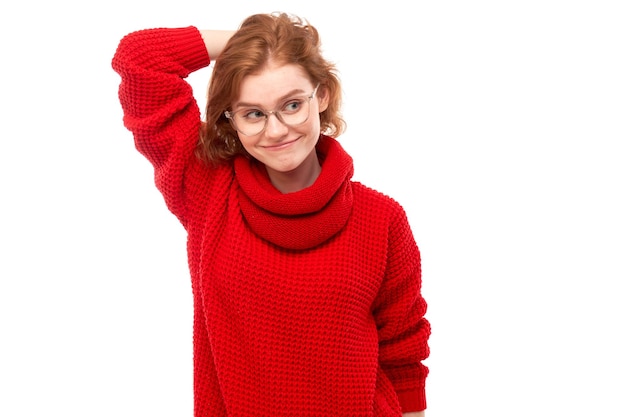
[112,26,430,416]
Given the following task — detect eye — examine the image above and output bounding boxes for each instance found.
[241,109,266,121]
[283,99,304,114]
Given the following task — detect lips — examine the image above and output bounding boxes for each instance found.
[262,137,300,150]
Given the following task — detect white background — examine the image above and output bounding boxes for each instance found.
[1,0,625,416]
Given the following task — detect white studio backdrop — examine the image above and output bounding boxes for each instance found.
[1,0,625,416]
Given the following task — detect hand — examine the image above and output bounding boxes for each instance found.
[199,30,236,59]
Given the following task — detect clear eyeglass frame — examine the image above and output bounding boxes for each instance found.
[224,84,320,136]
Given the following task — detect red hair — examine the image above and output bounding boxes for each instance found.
[197,12,345,164]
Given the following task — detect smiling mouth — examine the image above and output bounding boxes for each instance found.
[263,137,299,150]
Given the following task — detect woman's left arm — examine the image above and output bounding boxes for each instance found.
[373,204,431,412]
[403,412,425,417]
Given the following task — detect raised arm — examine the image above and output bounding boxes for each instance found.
[112,27,217,224]
[199,30,235,59]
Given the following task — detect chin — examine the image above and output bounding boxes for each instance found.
[271,161,303,174]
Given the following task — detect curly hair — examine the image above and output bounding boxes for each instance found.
[197,12,345,165]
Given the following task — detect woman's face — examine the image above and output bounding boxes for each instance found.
[231,62,328,179]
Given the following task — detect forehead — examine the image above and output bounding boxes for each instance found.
[235,63,313,106]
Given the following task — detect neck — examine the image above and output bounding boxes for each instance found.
[266,151,322,194]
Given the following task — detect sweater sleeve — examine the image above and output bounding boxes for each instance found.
[373,205,431,412]
[111,26,210,225]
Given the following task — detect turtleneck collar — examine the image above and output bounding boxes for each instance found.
[234,135,354,250]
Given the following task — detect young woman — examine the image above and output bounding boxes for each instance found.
[112,12,430,416]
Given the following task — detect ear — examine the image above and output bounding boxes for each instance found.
[316,85,330,113]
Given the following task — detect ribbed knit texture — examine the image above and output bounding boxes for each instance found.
[112,26,430,416]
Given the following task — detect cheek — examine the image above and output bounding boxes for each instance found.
[307,116,322,137]
[237,134,256,152]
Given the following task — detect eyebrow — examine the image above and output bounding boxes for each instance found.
[233,88,308,110]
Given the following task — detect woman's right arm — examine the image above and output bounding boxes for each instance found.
[112,27,210,165]
[199,30,235,60]
[111,27,231,223]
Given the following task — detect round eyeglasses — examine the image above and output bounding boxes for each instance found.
[224,84,320,136]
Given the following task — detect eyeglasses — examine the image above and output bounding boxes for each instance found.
[224,84,320,136]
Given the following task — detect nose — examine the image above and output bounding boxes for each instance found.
[264,112,288,137]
